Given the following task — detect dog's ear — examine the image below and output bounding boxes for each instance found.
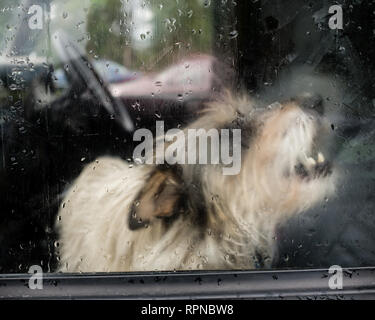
[128,168,183,230]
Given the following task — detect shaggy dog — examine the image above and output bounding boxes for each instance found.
[56,92,337,272]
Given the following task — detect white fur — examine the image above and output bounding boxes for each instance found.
[56,94,337,272]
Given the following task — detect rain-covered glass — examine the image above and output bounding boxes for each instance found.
[0,0,374,273]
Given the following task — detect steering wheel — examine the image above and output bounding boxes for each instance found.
[52,31,134,132]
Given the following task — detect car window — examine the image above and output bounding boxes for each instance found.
[0,0,374,275]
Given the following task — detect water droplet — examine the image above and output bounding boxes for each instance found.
[9,84,19,91]
[62,12,68,19]
[228,30,238,39]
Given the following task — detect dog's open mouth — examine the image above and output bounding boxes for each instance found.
[295,151,332,180]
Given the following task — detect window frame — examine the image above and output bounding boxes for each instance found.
[1,267,375,299]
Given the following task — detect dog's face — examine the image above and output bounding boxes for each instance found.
[241,95,336,219]
[257,99,331,179]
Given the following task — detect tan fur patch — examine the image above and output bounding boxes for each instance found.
[131,170,181,224]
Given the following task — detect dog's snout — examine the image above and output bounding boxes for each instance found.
[296,93,324,115]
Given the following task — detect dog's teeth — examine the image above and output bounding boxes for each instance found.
[306,157,316,166]
[317,152,325,163]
